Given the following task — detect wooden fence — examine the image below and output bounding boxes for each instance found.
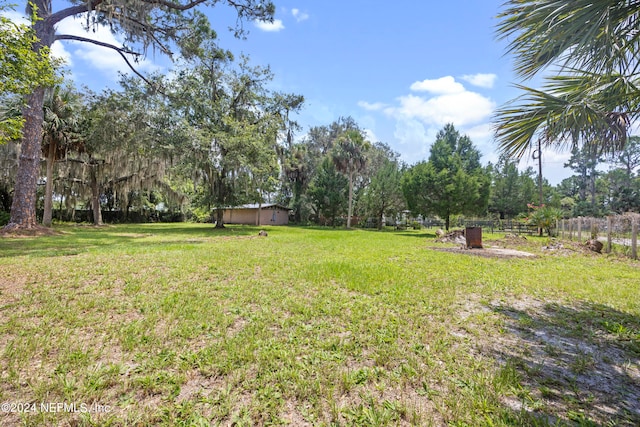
[560,213,639,260]
[420,219,538,235]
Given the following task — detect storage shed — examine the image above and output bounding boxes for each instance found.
[222,203,290,226]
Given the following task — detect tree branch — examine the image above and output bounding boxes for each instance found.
[46,0,105,28]
[102,12,175,56]
[54,34,161,91]
[55,34,140,56]
[108,172,139,186]
[138,0,209,12]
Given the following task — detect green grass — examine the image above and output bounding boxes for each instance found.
[0,224,638,426]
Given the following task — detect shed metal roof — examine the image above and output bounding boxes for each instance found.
[226,203,290,210]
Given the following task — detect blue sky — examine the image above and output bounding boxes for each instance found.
[14,1,576,183]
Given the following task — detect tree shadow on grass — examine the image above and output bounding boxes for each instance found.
[0,223,260,258]
[106,223,260,236]
[0,230,138,258]
[392,231,438,239]
[489,300,640,426]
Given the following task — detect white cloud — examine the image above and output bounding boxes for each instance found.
[50,41,73,67]
[410,76,465,94]
[254,19,285,32]
[465,123,494,146]
[461,73,497,89]
[357,101,386,111]
[291,8,309,22]
[393,118,428,146]
[388,90,495,127]
[2,10,28,25]
[363,128,378,143]
[393,118,434,160]
[360,75,497,163]
[465,122,495,160]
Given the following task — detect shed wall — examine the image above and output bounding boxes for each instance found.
[222,207,289,225]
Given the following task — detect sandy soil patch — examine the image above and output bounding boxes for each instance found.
[428,246,536,259]
[486,297,640,425]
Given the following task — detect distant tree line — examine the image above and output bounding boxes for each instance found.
[2,0,640,231]
[2,78,638,230]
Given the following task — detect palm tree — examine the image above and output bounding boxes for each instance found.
[0,141,19,213]
[332,129,369,229]
[41,85,83,227]
[494,0,640,158]
[283,143,313,223]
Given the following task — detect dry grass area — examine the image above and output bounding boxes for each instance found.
[0,224,638,426]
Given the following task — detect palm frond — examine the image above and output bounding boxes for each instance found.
[494,71,639,158]
[497,0,640,78]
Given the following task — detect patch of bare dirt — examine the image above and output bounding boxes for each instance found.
[434,228,466,244]
[489,233,530,246]
[429,231,537,258]
[226,316,249,337]
[279,400,313,427]
[112,232,153,238]
[428,246,536,259]
[0,268,28,301]
[485,296,640,425]
[0,224,62,237]
[175,371,227,402]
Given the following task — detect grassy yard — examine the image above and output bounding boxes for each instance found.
[0,224,638,426]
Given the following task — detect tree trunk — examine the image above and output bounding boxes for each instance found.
[257,200,262,226]
[214,167,226,229]
[3,2,55,232]
[215,208,225,228]
[42,142,56,227]
[293,181,303,223]
[590,174,597,209]
[3,88,46,231]
[445,215,450,231]
[90,171,103,226]
[294,202,301,223]
[347,169,353,229]
[57,188,64,220]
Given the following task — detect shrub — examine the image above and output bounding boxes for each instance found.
[525,204,563,236]
[0,211,9,226]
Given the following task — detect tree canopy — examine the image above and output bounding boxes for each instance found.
[0,2,57,143]
[3,0,275,232]
[402,124,490,230]
[488,155,537,220]
[332,128,369,229]
[308,157,347,227]
[360,151,405,229]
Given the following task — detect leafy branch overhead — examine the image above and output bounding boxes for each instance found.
[0,4,58,143]
[494,0,640,158]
